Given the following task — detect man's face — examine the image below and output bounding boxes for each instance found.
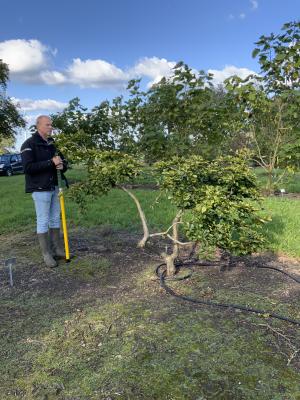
[37,117,53,138]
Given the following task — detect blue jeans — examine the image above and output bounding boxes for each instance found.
[32,187,61,233]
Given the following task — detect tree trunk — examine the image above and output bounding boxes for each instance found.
[165,212,182,276]
[267,167,273,195]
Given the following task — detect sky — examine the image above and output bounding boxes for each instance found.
[0,0,299,149]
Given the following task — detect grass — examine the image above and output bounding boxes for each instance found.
[0,171,175,235]
[9,302,300,399]
[2,169,300,257]
[255,167,300,193]
[264,197,300,257]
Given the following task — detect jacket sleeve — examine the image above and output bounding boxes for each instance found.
[21,141,54,175]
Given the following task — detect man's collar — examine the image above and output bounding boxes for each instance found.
[36,131,48,142]
[34,132,54,144]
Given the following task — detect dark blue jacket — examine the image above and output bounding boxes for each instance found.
[21,133,68,193]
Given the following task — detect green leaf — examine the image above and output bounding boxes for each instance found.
[252,48,260,58]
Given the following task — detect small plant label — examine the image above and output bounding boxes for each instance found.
[4,257,16,287]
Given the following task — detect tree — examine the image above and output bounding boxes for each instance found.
[53,63,236,164]
[0,60,9,89]
[0,60,26,140]
[252,21,300,93]
[225,75,300,192]
[51,97,115,157]
[224,21,300,193]
[69,148,267,276]
[124,63,232,163]
[0,137,14,153]
[153,152,267,273]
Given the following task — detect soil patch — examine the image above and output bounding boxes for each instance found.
[1,228,300,398]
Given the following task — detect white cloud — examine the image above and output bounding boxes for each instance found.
[208,65,257,85]
[2,39,259,92]
[41,56,177,89]
[250,0,258,10]
[66,58,128,88]
[131,57,176,86]
[239,13,246,19]
[0,38,177,89]
[11,97,67,112]
[40,70,66,85]
[0,39,52,78]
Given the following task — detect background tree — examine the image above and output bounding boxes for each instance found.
[224,21,300,193]
[124,63,233,163]
[0,60,9,88]
[0,137,14,153]
[52,97,115,158]
[252,21,300,93]
[224,75,300,192]
[0,60,26,140]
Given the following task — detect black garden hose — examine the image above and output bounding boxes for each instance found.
[249,264,300,284]
[156,261,300,327]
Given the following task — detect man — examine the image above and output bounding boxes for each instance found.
[21,115,68,268]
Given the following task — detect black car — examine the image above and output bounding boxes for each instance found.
[0,153,24,176]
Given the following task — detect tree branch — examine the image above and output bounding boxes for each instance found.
[149,221,183,238]
[166,234,193,246]
[119,185,150,248]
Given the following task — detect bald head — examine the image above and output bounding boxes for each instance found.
[36,115,53,140]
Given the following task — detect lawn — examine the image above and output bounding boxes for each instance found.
[2,169,300,258]
[255,167,300,194]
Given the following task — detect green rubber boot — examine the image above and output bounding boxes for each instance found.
[49,228,66,259]
[37,233,58,268]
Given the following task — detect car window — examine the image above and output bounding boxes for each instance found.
[11,156,17,163]
[0,155,10,163]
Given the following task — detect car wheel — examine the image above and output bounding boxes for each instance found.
[6,169,13,177]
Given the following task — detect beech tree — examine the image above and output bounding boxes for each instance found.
[65,147,267,276]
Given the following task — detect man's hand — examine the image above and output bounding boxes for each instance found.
[52,156,63,170]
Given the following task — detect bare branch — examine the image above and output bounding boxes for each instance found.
[251,129,268,168]
[166,234,193,246]
[149,221,183,238]
[250,157,267,170]
[119,186,150,248]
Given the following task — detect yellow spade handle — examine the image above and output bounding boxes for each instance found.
[58,188,70,261]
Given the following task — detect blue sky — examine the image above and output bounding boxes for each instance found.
[0,0,299,148]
